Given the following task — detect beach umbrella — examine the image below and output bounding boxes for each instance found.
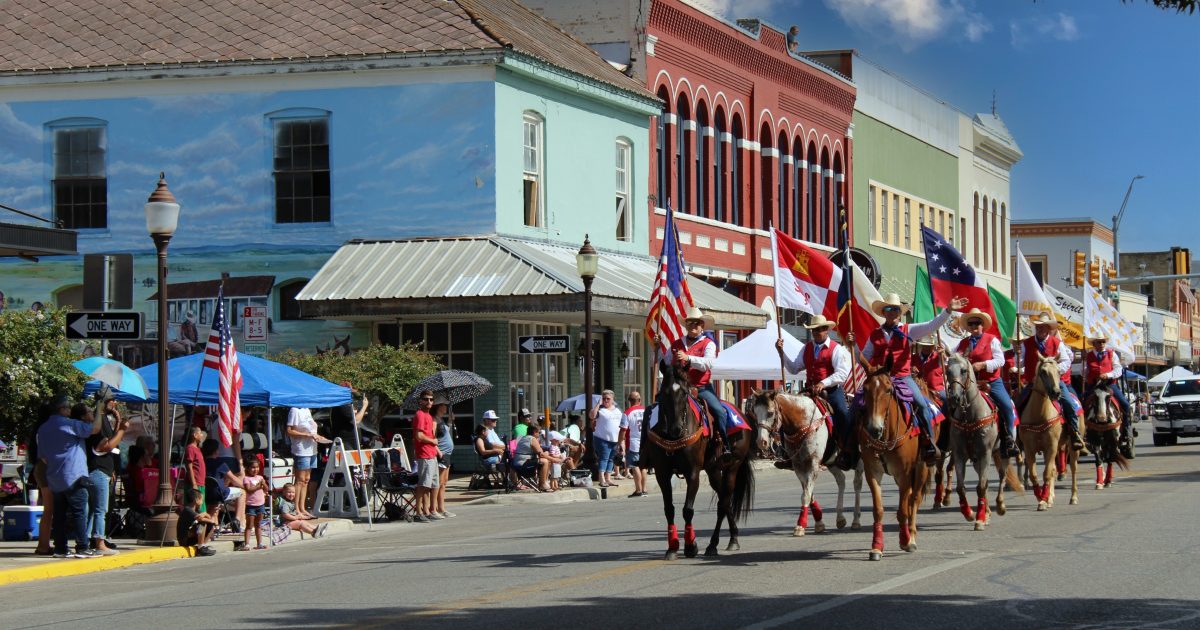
[402,370,493,410]
[73,356,148,401]
[555,393,601,412]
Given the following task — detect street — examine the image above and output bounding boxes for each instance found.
[2,432,1198,630]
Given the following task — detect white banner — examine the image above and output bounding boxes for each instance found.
[1083,283,1139,362]
[1015,246,1054,316]
[1043,284,1087,348]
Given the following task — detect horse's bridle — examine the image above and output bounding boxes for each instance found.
[647,393,705,455]
[857,376,914,453]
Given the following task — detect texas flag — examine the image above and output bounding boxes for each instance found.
[920,226,1000,339]
[772,229,841,319]
[835,257,883,352]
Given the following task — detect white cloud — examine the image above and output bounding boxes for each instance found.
[824,0,993,50]
[0,104,41,145]
[1011,13,1080,49]
[688,0,785,20]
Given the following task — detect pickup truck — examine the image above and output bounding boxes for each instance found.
[1151,377,1200,446]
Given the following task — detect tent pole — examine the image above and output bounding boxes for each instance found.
[267,406,274,548]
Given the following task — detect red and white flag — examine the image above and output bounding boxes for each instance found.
[771,229,841,319]
[204,286,243,447]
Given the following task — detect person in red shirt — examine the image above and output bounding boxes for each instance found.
[664,306,736,458]
[913,336,945,406]
[411,390,442,523]
[1084,335,1133,454]
[954,308,1018,457]
[775,314,854,468]
[183,426,207,512]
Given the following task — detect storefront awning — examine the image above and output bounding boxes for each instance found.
[0,221,77,259]
[297,236,767,330]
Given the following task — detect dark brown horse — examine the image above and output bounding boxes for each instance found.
[858,367,930,561]
[1084,380,1131,489]
[642,360,754,559]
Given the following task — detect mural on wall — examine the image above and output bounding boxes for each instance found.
[0,80,497,252]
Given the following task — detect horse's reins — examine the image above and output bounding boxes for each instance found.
[857,379,914,453]
[1023,363,1065,432]
[648,397,705,455]
[944,371,997,433]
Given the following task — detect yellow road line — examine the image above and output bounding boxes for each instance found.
[0,547,194,587]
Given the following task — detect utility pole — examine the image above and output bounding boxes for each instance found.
[1110,174,1145,304]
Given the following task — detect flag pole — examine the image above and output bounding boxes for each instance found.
[770,225,787,386]
[1014,242,1023,394]
[838,206,862,376]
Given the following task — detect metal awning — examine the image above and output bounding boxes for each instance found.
[297,236,767,329]
[0,221,77,259]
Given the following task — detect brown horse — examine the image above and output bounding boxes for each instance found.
[642,360,754,559]
[858,368,930,561]
[1019,355,1068,510]
[1084,380,1131,489]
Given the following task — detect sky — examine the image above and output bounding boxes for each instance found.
[695,0,1199,257]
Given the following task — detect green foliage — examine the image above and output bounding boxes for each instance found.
[1120,0,1197,13]
[0,307,87,442]
[272,343,443,421]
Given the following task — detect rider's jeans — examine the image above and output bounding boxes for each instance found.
[696,384,729,434]
[897,375,935,436]
[984,378,1016,437]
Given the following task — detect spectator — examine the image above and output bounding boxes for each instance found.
[330,381,369,446]
[475,410,505,466]
[622,391,648,498]
[287,406,329,518]
[175,489,217,556]
[275,483,327,538]
[544,432,568,490]
[38,398,103,559]
[183,426,207,514]
[412,390,441,523]
[589,390,625,488]
[433,404,456,520]
[562,414,585,474]
[787,25,799,52]
[206,408,246,484]
[240,456,269,550]
[29,403,56,556]
[126,435,157,510]
[512,427,553,492]
[201,439,246,532]
[85,397,129,555]
[513,408,533,437]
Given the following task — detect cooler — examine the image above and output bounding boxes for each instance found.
[2,505,43,541]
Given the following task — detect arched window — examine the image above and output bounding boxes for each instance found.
[973,193,980,266]
[760,122,775,231]
[696,102,709,219]
[820,148,832,246]
[522,111,545,227]
[777,131,789,235]
[676,94,691,213]
[833,153,844,246]
[991,199,999,273]
[714,107,727,223]
[731,114,744,226]
[1000,203,1008,275]
[655,86,670,207]
[806,142,818,242]
[791,136,804,239]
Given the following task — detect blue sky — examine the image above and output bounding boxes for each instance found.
[699,0,1198,256]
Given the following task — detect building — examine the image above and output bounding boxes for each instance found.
[1119,247,1195,369]
[1010,218,1115,297]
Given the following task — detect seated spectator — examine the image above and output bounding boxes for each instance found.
[512,430,553,492]
[201,439,246,532]
[543,432,568,490]
[275,483,327,539]
[176,488,217,556]
[562,414,585,473]
[126,436,158,509]
[475,410,506,466]
[513,408,533,437]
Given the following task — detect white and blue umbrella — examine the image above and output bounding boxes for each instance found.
[555,393,601,413]
[73,356,149,401]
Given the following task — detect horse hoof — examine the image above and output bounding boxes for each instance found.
[996,504,1007,516]
[1095,483,1104,490]
[684,545,698,559]
[814,522,826,534]
[665,551,677,561]
[704,546,719,557]
[868,550,882,561]
[903,542,917,553]
[793,527,806,537]
[941,497,953,508]
[851,521,862,530]
[836,517,847,529]
[726,541,740,552]
[974,521,985,531]
[1037,501,1048,511]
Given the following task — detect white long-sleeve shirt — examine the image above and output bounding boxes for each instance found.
[956,334,1005,372]
[861,308,953,363]
[782,339,851,388]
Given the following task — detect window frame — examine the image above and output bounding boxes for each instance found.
[49,120,108,230]
[615,138,632,241]
[270,111,332,225]
[523,111,545,228]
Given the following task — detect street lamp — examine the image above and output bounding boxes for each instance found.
[576,235,599,476]
[1111,174,1145,299]
[143,173,180,544]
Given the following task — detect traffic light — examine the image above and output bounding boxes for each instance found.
[1173,247,1191,275]
[1088,259,1100,288]
[1072,251,1087,286]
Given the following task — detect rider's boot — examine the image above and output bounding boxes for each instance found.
[998,429,1018,458]
[1119,424,1133,458]
[920,422,940,465]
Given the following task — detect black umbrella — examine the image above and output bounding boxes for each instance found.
[403,370,493,410]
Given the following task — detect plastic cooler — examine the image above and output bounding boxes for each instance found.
[2,505,43,541]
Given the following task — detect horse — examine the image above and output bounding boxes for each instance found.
[1083,380,1131,490]
[748,389,863,536]
[858,366,930,561]
[942,354,1022,529]
[1019,355,1068,510]
[642,360,754,559]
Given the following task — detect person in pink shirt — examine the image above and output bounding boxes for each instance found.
[412,390,442,523]
[240,457,270,550]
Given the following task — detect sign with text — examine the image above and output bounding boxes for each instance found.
[65,312,142,340]
[518,334,570,354]
[243,305,268,342]
[242,342,268,357]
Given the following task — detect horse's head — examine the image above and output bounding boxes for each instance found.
[861,367,895,440]
[1036,355,1062,399]
[1089,383,1111,424]
[745,388,779,454]
[655,357,694,440]
[944,353,976,411]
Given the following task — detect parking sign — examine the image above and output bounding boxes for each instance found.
[243,305,268,342]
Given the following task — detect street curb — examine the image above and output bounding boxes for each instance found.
[0,546,194,586]
[463,487,597,506]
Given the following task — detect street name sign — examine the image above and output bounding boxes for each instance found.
[66,312,142,340]
[518,334,570,354]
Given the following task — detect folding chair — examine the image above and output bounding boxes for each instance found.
[504,439,542,493]
[370,443,418,522]
[469,442,506,490]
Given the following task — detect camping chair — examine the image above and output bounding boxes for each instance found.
[504,439,542,493]
[203,477,242,535]
[469,440,506,490]
[369,441,418,522]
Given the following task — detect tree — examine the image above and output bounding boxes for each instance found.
[0,307,87,443]
[272,343,444,422]
[1121,0,1197,12]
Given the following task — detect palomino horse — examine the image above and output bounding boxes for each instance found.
[943,355,1022,530]
[642,360,754,559]
[748,389,863,536]
[1084,381,1131,490]
[858,367,929,561]
[1019,355,1069,510]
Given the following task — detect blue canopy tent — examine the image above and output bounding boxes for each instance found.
[1123,368,1147,381]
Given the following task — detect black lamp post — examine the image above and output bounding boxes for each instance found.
[576,235,599,475]
[142,174,180,544]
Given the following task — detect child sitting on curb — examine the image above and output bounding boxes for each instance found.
[176,489,217,556]
[275,483,328,539]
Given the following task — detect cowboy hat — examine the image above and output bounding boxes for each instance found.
[1088,333,1108,342]
[958,308,993,330]
[914,335,938,346]
[870,293,912,317]
[1029,312,1059,328]
[804,314,836,330]
[683,306,715,328]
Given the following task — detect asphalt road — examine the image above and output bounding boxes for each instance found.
[3,431,1198,630]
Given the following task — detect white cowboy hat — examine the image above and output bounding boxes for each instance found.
[683,306,715,328]
[1088,333,1109,342]
[958,308,993,330]
[914,335,938,346]
[1029,311,1059,328]
[804,314,836,330]
[870,293,911,317]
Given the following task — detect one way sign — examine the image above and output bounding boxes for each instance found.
[66,312,143,340]
[518,334,570,354]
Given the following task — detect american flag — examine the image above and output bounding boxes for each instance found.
[203,286,243,447]
[644,203,694,355]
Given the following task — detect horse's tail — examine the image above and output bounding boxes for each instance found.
[729,454,755,524]
[1112,452,1131,471]
[1003,462,1024,495]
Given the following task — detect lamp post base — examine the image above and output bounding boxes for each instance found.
[141,510,180,546]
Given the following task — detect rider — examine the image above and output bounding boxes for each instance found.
[954,308,1019,457]
[1016,312,1083,450]
[1084,334,1133,456]
[849,293,966,465]
[666,306,737,458]
[774,314,854,469]
[914,336,946,406]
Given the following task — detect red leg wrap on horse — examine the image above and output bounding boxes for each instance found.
[684,524,696,546]
[872,522,884,551]
[898,522,911,548]
[976,497,987,522]
[811,500,823,522]
[1057,451,1067,472]
[1105,464,1113,485]
[667,525,679,552]
[959,498,974,520]
[1096,467,1105,485]
[1031,483,1042,502]
[934,483,944,503]
[797,505,809,528]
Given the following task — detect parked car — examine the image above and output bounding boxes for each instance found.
[1150,377,1200,446]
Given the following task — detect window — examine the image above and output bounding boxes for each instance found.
[523,112,544,227]
[714,112,726,222]
[868,185,876,240]
[880,189,888,243]
[52,124,107,229]
[378,321,475,441]
[903,198,911,249]
[891,193,899,247]
[277,280,308,321]
[615,140,632,241]
[510,322,567,427]
[272,117,330,223]
[621,330,645,404]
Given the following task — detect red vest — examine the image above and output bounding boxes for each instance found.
[671,335,715,387]
[1021,335,1071,385]
[803,340,839,387]
[1085,349,1114,386]
[868,324,912,377]
[957,333,1000,382]
[915,351,944,392]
